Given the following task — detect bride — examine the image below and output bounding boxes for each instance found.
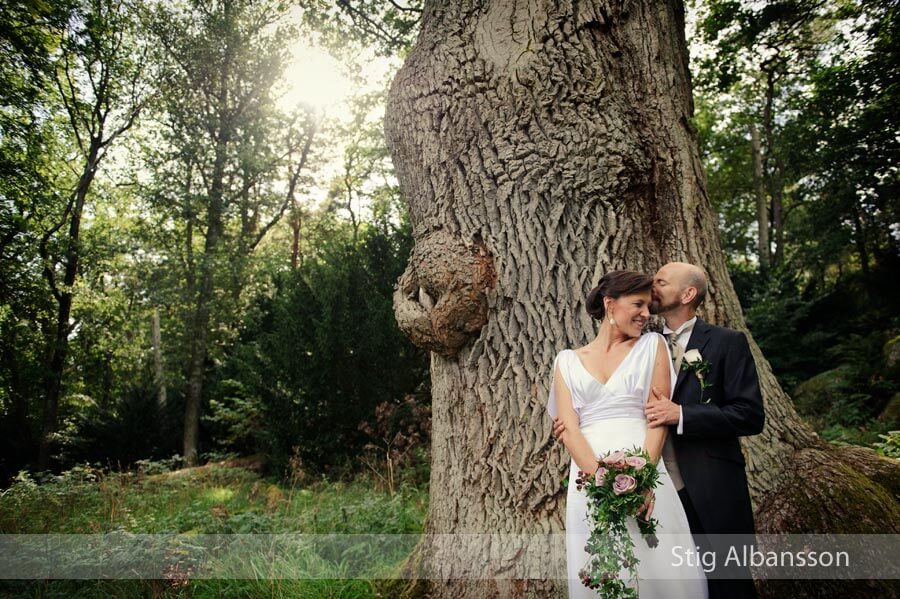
[547,270,707,598]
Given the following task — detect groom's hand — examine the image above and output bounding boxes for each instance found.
[552,417,566,440]
[645,387,681,428]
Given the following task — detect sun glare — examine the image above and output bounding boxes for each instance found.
[279,41,353,114]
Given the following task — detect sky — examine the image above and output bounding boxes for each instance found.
[277,35,398,120]
[273,34,401,219]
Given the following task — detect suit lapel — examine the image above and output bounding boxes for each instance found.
[673,317,713,400]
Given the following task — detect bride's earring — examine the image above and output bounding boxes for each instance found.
[609,314,616,326]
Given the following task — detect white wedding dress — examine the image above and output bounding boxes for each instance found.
[548,332,708,599]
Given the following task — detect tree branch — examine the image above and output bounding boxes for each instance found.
[336,0,406,49]
[387,0,422,14]
[56,51,86,156]
[249,120,318,250]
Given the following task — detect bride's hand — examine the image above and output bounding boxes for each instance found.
[638,488,655,520]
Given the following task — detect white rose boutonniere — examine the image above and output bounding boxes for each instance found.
[680,350,713,403]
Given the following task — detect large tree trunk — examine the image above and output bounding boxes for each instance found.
[384,1,900,597]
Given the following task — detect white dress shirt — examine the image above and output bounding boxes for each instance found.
[660,316,696,491]
[663,316,697,435]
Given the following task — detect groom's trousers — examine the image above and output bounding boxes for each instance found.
[678,488,757,599]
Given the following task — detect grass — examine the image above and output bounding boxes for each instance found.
[0,461,428,598]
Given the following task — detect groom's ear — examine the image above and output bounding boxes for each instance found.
[681,286,697,306]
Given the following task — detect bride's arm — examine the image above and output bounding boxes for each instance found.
[553,363,601,474]
[642,336,671,464]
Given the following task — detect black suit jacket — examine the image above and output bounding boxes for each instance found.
[671,318,765,535]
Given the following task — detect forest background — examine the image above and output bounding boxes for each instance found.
[0,0,898,490]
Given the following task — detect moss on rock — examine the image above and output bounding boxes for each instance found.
[755,446,900,598]
[792,366,855,417]
[878,392,900,428]
[884,334,900,375]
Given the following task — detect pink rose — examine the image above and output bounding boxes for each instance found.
[625,456,647,470]
[594,467,609,486]
[602,451,626,468]
[613,474,637,495]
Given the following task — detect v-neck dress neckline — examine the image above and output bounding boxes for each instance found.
[569,337,643,388]
[547,333,675,428]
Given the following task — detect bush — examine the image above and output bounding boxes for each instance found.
[55,385,183,471]
[357,395,431,495]
[223,220,429,478]
[873,431,900,459]
[739,266,900,441]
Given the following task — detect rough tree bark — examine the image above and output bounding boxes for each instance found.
[384,1,900,597]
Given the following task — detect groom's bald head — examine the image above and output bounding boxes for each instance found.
[652,262,708,313]
[670,262,708,308]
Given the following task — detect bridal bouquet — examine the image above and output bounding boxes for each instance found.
[575,447,660,597]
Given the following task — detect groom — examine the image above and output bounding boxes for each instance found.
[554,262,764,599]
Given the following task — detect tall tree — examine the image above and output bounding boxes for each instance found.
[384,2,899,597]
[147,0,318,465]
[0,0,75,477]
[781,0,900,282]
[694,0,840,270]
[34,0,150,470]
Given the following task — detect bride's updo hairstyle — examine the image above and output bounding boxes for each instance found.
[585,270,653,320]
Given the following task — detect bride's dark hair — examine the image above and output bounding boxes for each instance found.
[585,270,653,320]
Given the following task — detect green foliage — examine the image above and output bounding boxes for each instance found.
[693,1,900,444]
[694,95,758,263]
[0,1,73,478]
[0,0,154,475]
[873,430,900,459]
[138,0,324,465]
[0,305,45,480]
[202,379,262,455]
[133,454,183,475]
[694,0,899,280]
[743,266,899,437]
[0,0,424,478]
[741,270,835,389]
[818,420,896,449]
[781,1,900,276]
[792,365,856,419]
[576,448,659,597]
